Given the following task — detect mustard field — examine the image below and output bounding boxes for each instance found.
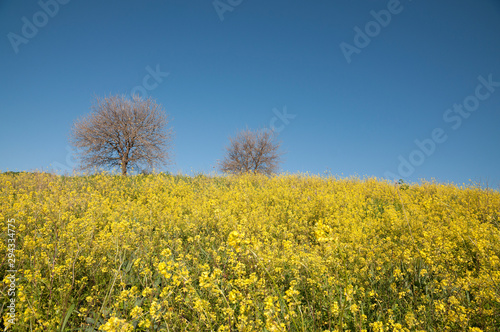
[1,172,500,331]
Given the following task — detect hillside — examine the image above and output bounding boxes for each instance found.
[1,172,499,331]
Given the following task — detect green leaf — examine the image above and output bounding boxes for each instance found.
[60,303,76,331]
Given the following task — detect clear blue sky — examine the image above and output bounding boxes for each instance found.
[1,0,499,187]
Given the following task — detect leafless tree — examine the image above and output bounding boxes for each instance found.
[219,128,283,175]
[70,95,173,176]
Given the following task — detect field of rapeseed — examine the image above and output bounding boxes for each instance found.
[1,172,500,331]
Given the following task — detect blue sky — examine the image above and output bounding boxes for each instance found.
[1,0,499,187]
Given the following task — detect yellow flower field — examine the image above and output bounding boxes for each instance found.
[1,172,499,331]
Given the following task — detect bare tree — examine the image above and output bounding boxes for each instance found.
[70,95,173,176]
[219,128,283,175]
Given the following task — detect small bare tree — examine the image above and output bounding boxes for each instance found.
[70,95,173,176]
[219,128,283,175]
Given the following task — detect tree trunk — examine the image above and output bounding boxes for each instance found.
[121,160,127,176]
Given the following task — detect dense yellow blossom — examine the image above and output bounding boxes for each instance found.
[1,172,499,331]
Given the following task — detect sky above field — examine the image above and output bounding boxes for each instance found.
[1,0,499,187]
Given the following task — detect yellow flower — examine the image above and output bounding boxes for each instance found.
[130,306,143,319]
[98,317,133,332]
[3,172,500,331]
